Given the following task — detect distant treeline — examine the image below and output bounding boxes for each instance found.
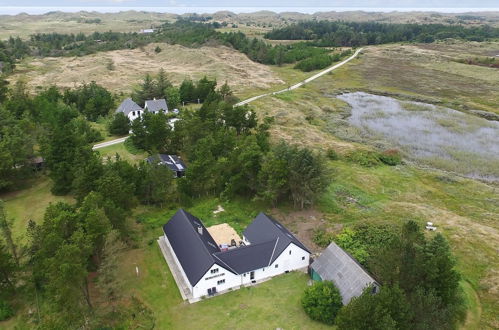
[264,21,499,46]
[0,21,333,73]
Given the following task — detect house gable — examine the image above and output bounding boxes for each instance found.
[243,213,310,264]
[116,98,142,116]
[163,209,220,286]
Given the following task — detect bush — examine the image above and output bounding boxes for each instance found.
[294,54,333,72]
[313,229,335,247]
[108,112,130,136]
[326,148,339,160]
[0,299,13,321]
[302,281,343,325]
[346,150,382,167]
[379,149,402,166]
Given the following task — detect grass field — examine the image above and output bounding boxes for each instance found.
[0,177,73,241]
[9,43,284,95]
[0,11,177,40]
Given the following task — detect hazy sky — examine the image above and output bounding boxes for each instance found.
[1,0,498,7]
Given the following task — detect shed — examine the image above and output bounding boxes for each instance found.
[310,242,379,304]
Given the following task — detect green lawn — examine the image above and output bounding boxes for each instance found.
[96,141,147,164]
[1,177,73,241]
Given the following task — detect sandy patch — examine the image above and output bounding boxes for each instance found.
[206,223,241,246]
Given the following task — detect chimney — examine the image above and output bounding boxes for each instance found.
[197,226,203,235]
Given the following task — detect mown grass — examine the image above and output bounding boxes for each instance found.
[96,141,147,165]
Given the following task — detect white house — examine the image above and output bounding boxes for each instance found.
[115,98,143,121]
[144,98,168,114]
[161,209,310,301]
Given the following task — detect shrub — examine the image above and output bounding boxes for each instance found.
[108,112,130,136]
[154,46,162,53]
[346,150,382,167]
[313,229,335,247]
[0,299,13,321]
[379,149,402,166]
[294,54,333,72]
[326,148,339,160]
[302,281,343,325]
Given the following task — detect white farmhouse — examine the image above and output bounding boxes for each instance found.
[115,98,143,121]
[159,209,310,302]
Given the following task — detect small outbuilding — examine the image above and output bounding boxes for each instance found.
[146,154,186,177]
[310,241,379,305]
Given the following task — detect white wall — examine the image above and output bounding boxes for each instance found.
[239,243,310,286]
[191,243,310,299]
[128,110,142,121]
[192,264,241,298]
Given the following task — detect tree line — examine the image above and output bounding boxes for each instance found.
[265,21,499,46]
[0,21,337,73]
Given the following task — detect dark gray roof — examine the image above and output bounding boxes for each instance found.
[146,154,186,172]
[164,211,309,286]
[214,239,277,274]
[243,213,310,264]
[163,209,220,286]
[145,99,168,112]
[116,98,142,116]
[311,242,379,304]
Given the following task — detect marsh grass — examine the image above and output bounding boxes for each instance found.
[336,92,499,182]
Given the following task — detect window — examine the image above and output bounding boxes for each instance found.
[302,256,305,260]
[275,264,278,268]
[217,279,225,285]
[132,111,135,116]
[289,250,292,255]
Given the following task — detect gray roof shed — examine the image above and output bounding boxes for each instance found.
[311,242,379,304]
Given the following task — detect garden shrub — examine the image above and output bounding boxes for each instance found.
[302,281,343,325]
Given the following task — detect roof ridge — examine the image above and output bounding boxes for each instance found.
[268,237,279,266]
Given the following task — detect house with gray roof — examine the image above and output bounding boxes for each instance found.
[145,98,168,114]
[116,98,143,121]
[159,209,310,301]
[310,242,380,304]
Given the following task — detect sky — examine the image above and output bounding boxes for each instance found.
[0,0,498,8]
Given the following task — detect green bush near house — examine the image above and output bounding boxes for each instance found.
[302,281,343,325]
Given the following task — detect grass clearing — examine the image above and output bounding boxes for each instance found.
[0,177,73,241]
[10,43,284,95]
[96,141,147,165]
